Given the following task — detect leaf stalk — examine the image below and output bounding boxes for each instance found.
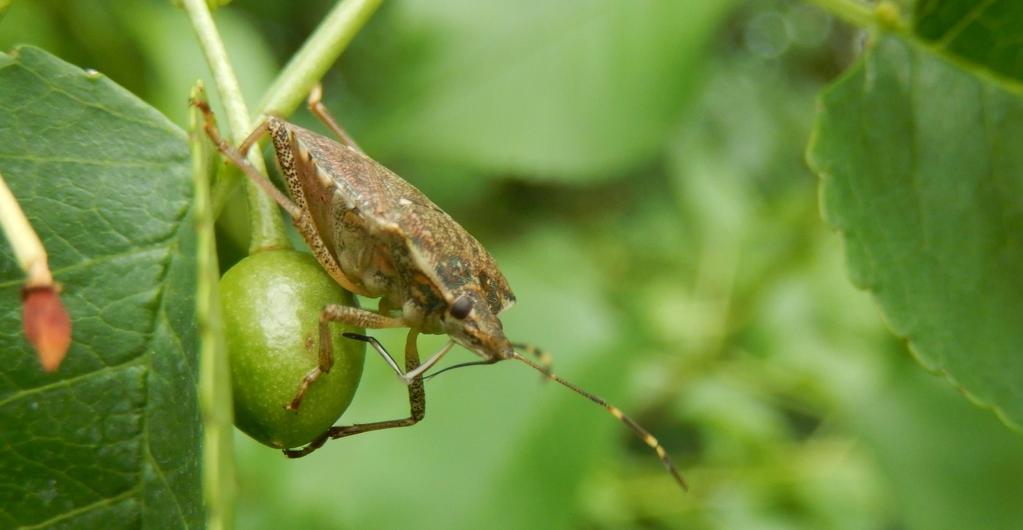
[182,0,290,253]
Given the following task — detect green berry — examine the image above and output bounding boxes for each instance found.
[220,249,365,449]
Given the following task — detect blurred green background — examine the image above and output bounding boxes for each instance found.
[5,1,1023,528]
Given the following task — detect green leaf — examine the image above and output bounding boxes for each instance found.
[808,36,1023,428]
[342,0,735,181]
[0,46,201,527]
[914,0,1023,87]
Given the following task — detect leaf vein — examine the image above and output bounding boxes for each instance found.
[935,0,997,49]
[0,359,143,408]
[14,487,140,530]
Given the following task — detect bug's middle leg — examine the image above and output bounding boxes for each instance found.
[287,305,407,412]
[284,329,427,459]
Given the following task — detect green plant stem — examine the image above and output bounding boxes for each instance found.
[190,82,236,530]
[256,0,382,118]
[182,0,289,254]
[0,171,52,287]
[210,0,381,220]
[804,0,877,29]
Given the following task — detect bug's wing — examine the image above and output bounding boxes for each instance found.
[387,198,516,315]
[290,124,515,314]
[360,176,516,315]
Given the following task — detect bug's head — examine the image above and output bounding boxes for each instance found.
[442,291,514,360]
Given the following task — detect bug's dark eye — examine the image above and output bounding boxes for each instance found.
[449,296,473,319]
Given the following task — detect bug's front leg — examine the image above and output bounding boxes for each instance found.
[284,329,428,459]
[287,305,406,412]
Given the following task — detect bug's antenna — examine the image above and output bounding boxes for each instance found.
[423,359,498,381]
[511,351,689,491]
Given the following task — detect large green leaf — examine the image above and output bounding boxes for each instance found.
[0,46,201,527]
[340,0,735,182]
[914,0,1023,87]
[808,36,1023,428]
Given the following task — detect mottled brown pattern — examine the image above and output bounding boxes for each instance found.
[277,121,516,320]
[264,117,516,362]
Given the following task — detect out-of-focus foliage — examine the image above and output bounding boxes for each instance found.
[811,35,1023,431]
[333,0,736,181]
[914,0,1023,86]
[2,0,1023,529]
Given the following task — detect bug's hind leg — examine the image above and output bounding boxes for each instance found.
[307,84,363,153]
[284,329,428,459]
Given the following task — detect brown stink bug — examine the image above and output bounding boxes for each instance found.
[194,86,688,491]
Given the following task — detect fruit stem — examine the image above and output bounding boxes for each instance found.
[0,171,52,287]
[189,81,237,530]
[256,0,383,119]
[182,0,290,254]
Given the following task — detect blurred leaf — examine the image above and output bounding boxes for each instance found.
[808,36,1023,428]
[171,0,233,10]
[0,2,81,60]
[851,355,1023,530]
[126,1,278,127]
[914,0,1023,88]
[0,47,201,528]
[343,0,736,181]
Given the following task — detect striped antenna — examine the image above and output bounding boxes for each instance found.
[511,350,688,491]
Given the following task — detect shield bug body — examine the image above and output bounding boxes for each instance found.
[195,88,687,491]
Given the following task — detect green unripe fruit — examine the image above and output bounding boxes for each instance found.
[220,249,365,449]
